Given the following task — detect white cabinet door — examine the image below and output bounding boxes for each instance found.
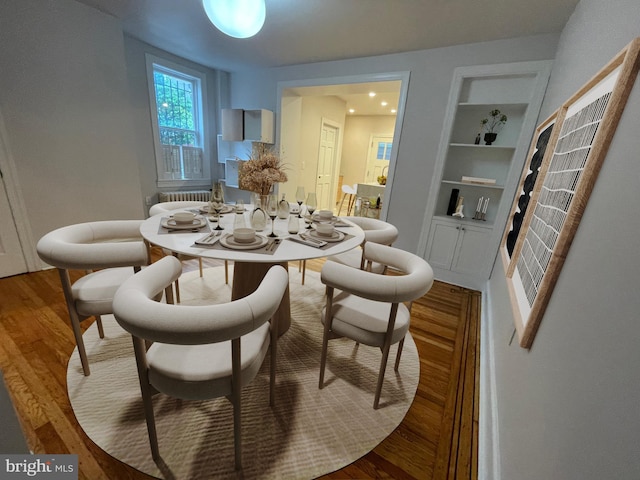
[451,224,491,276]
[426,220,460,270]
[426,219,492,277]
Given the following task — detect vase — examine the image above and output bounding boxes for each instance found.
[250,194,267,231]
[484,133,497,145]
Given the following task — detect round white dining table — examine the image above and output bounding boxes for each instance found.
[140,207,365,335]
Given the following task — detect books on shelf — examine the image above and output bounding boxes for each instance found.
[461,176,496,185]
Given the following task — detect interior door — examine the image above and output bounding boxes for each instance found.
[315,121,339,210]
[364,135,393,183]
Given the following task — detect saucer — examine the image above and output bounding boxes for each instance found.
[220,234,269,250]
[309,229,345,242]
[161,216,207,230]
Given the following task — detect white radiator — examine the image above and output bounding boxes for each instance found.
[158,190,210,202]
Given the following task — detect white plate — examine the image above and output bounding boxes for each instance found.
[308,229,345,242]
[199,204,234,214]
[161,216,207,230]
[220,234,269,250]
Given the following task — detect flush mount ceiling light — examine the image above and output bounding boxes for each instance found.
[202,0,266,39]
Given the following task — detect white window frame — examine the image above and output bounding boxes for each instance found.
[145,54,211,188]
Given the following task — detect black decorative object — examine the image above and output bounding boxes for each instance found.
[446,189,459,216]
[484,133,497,145]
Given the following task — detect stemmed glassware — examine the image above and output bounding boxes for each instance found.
[295,186,305,218]
[209,182,225,230]
[266,194,278,238]
[305,192,317,229]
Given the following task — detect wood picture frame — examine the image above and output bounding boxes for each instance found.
[502,37,640,348]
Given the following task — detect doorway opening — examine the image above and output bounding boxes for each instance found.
[277,72,409,217]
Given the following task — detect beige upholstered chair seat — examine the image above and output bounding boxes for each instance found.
[147,323,270,400]
[36,220,149,376]
[113,255,289,469]
[72,267,143,316]
[322,291,410,347]
[319,242,433,408]
[328,216,398,272]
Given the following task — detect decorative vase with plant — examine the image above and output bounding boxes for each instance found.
[480,109,508,145]
[238,143,288,195]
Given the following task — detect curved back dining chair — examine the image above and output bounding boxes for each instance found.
[112,255,289,470]
[327,216,399,273]
[338,183,357,216]
[36,220,150,376]
[319,242,434,408]
[149,200,230,298]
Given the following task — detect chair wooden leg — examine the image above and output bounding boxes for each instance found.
[346,194,355,215]
[301,260,306,285]
[319,287,334,389]
[374,304,399,409]
[394,337,405,371]
[96,315,105,339]
[198,258,203,277]
[224,261,229,284]
[338,193,348,216]
[132,337,160,460]
[174,278,181,304]
[58,269,90,376]
[231,338,242,470]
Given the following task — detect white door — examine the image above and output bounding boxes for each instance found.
[315,121,339,210]
[364,135,393,183]
[0,172,27,277]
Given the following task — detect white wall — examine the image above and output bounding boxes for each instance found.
[122,35,224,210]
[486,0,640,478]
[0,0,144,258]
[342,115,396,188]
[230,34,560,251]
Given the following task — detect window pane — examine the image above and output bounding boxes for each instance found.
[153,70,196,143]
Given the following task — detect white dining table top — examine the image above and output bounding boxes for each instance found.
[141,208,365,264]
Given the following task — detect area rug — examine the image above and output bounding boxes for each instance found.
[67,266,419,479]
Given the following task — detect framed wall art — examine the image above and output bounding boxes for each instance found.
[502,37,640,348]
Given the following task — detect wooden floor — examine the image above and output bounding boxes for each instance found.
[0,255,480,480]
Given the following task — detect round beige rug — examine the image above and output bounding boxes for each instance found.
[67,266,419,479]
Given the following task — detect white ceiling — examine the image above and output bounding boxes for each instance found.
[77,0,579,72]
[75,0,579,115]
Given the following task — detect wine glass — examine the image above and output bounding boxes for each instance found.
[305,192,317,229]
[209,182,225,230]
[266,194,278,238]
[295,186,305,218]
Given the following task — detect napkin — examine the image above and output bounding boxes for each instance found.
[289,235,328,248]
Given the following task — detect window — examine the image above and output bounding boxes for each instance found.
[146,55,211,187]
[376,141,392,160]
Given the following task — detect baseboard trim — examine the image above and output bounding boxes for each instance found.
[479,282,501,480]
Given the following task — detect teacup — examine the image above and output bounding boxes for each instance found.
[233,227,256,243]
[172,211,197,224]
[315,223,335,237]
[317,210,333,221]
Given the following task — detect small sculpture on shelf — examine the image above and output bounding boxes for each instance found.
[480,109,508,145]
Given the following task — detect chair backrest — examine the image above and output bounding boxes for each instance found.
[36,220,149,270]
[113,256,289,345]
[342,184,357,195]
[321,242,433,304]
[344,217,398,245]
[149,201,208,216]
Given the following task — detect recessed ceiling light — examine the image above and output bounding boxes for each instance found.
[391,109,397,113]
[349,108,355,114]
[381,101,388,106]
[368,92,376,97]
